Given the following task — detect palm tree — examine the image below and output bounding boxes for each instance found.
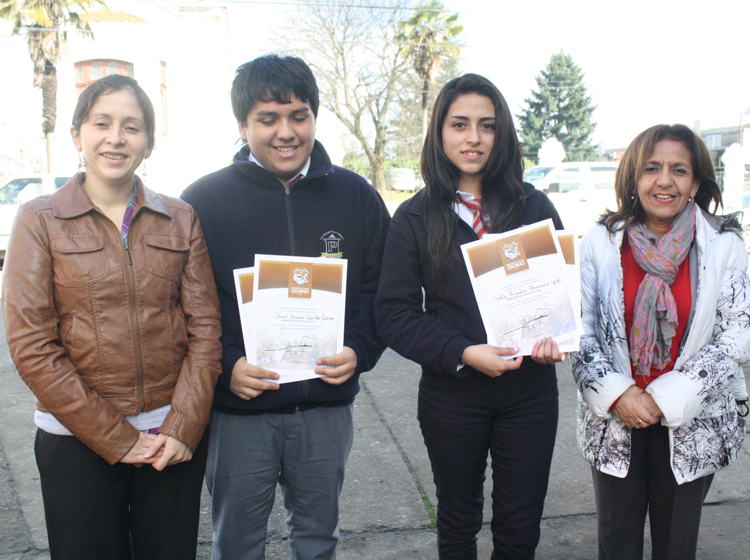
[396,0,462,142]
[1,0,105,171]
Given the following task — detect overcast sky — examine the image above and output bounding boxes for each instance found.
[442,0,750,148]
[227,0,749,152]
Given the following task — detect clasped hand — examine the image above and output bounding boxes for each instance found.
[613,385,663,429]
[120,432,193,471]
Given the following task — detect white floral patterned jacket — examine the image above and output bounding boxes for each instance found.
[570,209,749,484]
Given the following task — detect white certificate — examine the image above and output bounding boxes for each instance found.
[554,231,581,353]
[461,219,582,356]
[235,255,348,383]
[232,265,256,366]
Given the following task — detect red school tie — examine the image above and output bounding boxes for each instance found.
[285,174,304,187]
[456,193,487,238]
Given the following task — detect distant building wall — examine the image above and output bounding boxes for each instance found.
[701,125,750,168]
[1,0,238,196]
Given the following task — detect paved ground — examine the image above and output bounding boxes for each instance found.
[0,302,748,559]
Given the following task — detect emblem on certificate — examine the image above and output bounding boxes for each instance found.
[461,219,582,356]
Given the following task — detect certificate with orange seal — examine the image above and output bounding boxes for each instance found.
[234,255,348,383]
[461,219,582,357]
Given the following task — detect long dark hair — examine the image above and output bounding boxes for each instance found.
[603,124,722,233]
[421,73,525,279]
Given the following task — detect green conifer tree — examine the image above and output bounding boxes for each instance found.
[518,51,598,162]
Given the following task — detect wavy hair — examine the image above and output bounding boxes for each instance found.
[421,73,525,279]
[603,124,722,233]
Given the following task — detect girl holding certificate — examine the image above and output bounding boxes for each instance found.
[374,74,565,560]
[2,75,222,559]
[571,124,749,560]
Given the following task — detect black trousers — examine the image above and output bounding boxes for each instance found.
[35,428,209,560]
[592,422,713,560]
[418,366,559,560]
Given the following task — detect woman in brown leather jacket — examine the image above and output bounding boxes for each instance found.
[2,75,222,560]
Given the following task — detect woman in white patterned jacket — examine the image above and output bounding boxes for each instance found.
[570,123,749,560]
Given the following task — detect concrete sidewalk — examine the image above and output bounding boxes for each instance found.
[1,303,748,559]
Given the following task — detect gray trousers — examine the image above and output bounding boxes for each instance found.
[206,405,354,560]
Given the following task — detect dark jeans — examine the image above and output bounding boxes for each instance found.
[592,422,713,560]
[35,428,209,560]
[418,365,559,560]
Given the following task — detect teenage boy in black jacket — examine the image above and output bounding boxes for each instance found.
[181,54,389,560]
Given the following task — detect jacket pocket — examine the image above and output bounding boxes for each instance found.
[144,233,189,282]
[51,235,109,287]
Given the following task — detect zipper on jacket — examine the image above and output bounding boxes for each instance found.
[285,187,296,254]
[124,240,147,411]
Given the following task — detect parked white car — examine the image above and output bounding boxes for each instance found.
[522,165,555,187]
[525,162,619,236]
[387,168,420,192]
[0,174,70,261]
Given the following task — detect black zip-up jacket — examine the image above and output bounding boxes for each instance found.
[182,141,389,414]
[374,184,563,379]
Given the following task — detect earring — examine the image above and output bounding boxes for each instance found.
[137,160,147,177]
[630,195,636,201]
[78,153,86,173]
[688,196,693,203]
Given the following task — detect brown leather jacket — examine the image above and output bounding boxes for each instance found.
[2,175,222,464]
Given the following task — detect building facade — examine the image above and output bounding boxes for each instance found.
[1,0,238,196]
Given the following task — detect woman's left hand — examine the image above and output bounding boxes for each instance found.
[638,391,663,419]
[144,434,194,471]
[531,337,567,365]
[613,386,660,428]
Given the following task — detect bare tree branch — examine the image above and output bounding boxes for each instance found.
[275,0,411,192]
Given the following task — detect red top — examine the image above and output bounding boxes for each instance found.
[622,236,691,390]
